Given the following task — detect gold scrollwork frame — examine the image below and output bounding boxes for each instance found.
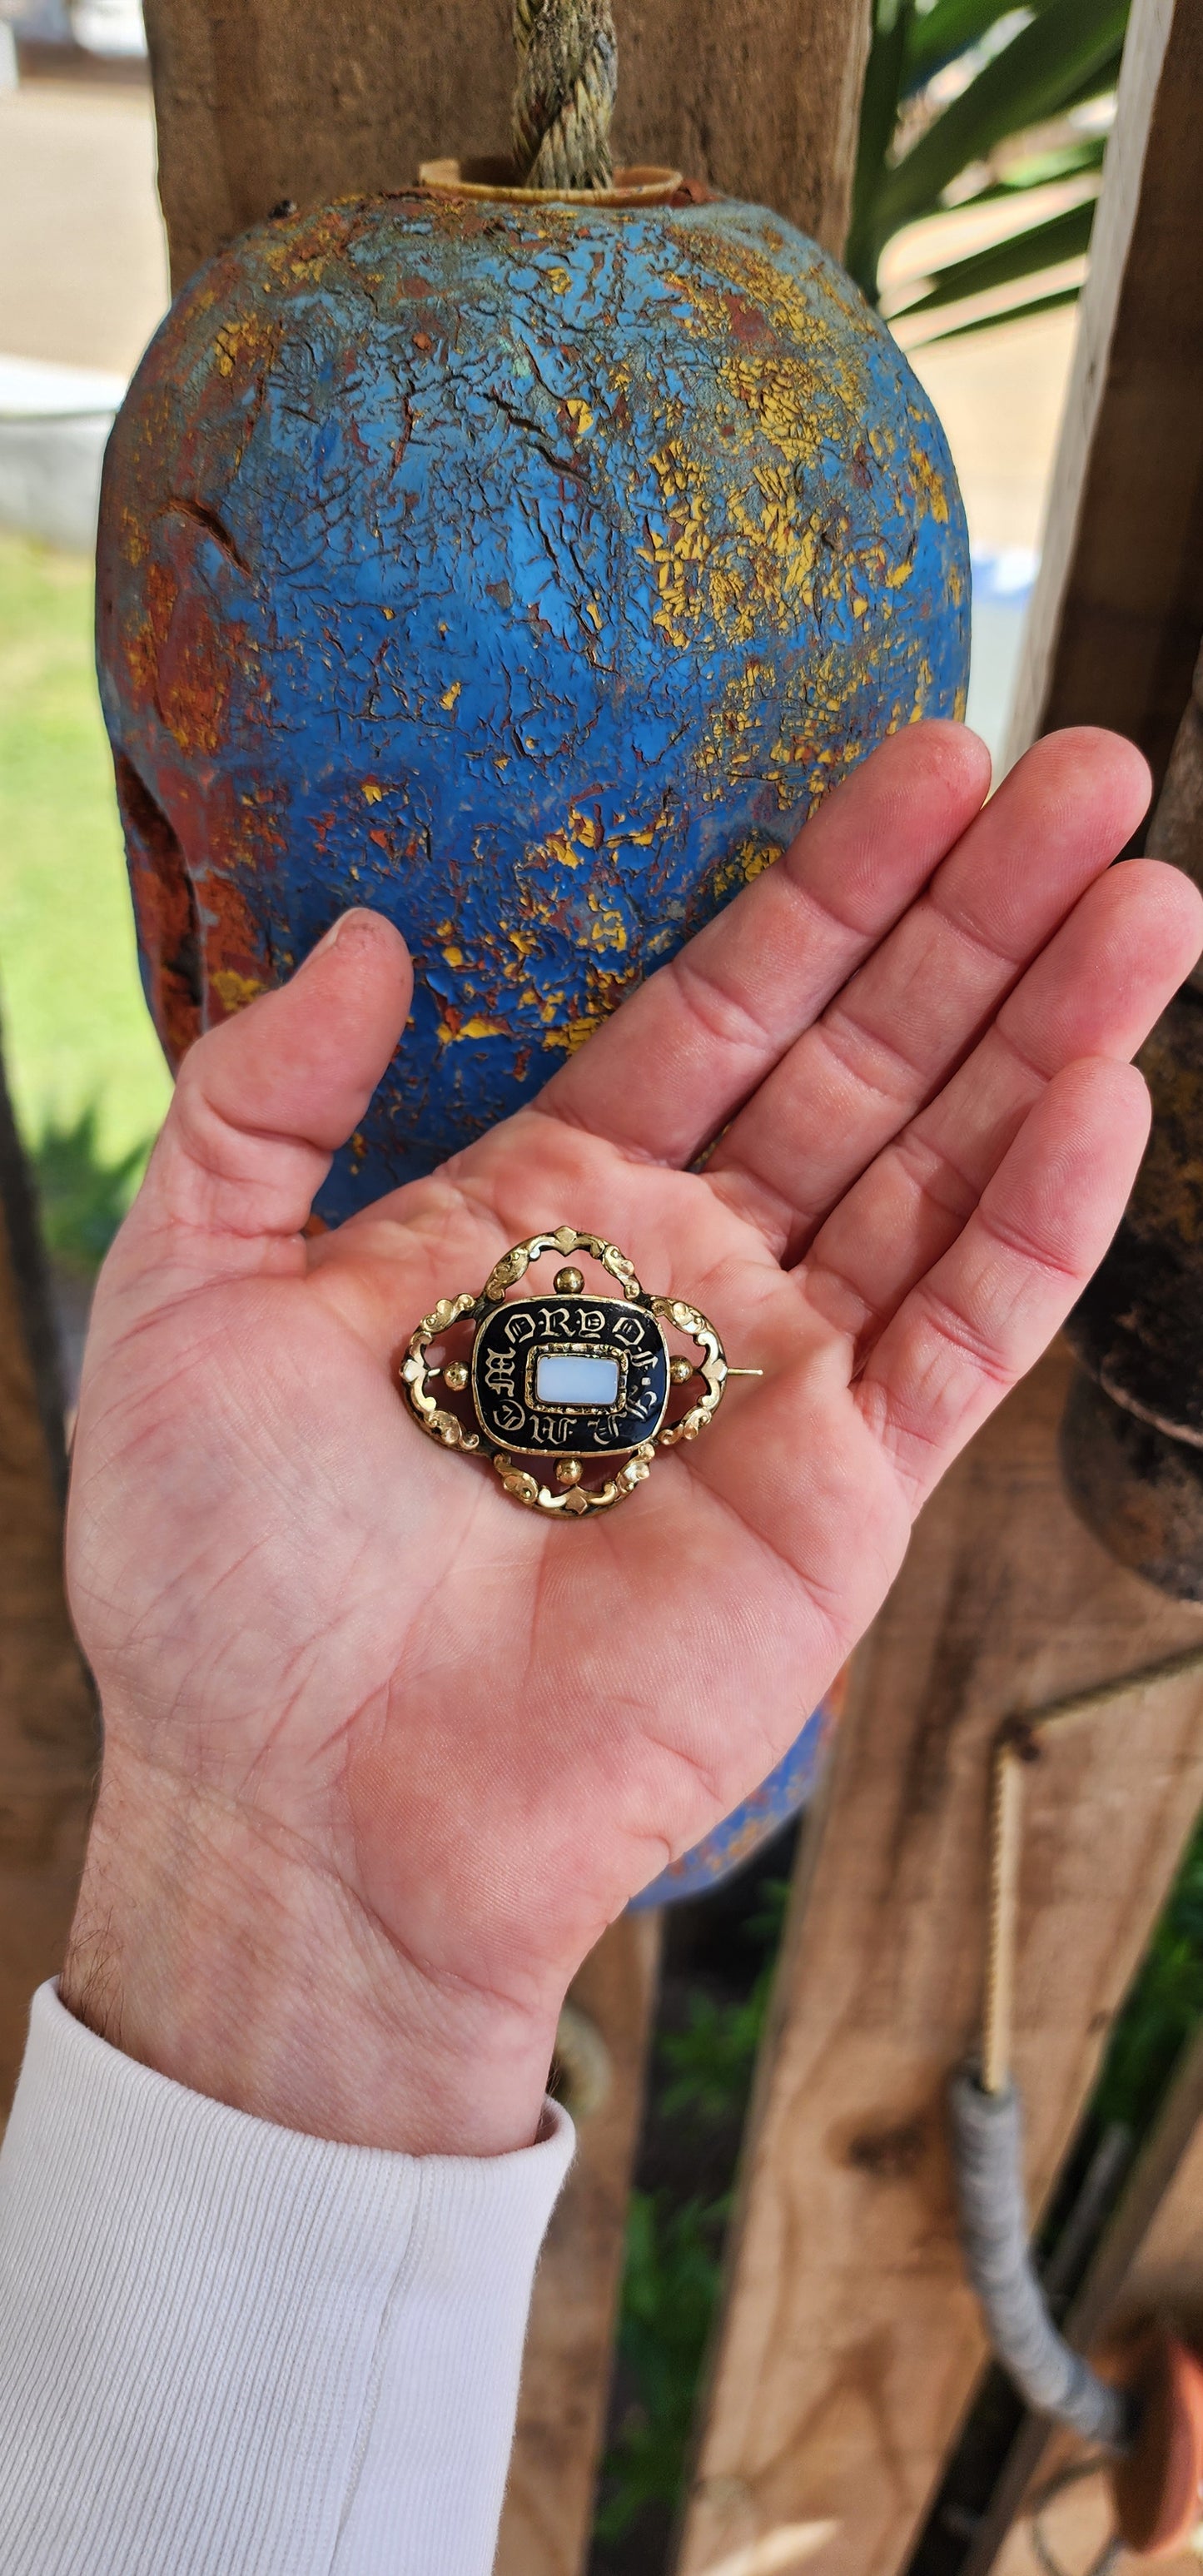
[400,1292,480,1450]
[650,1297,728,1445]
[400,1231,733,1515]
[481,1224,643,1305]
[492,1442,658,1517]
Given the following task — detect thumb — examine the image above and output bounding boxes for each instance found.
[117,910,411,1281]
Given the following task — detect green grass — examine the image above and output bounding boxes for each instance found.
[0,531,170,1266]
[595,1882,792,2547]
[1093,1811,1203,2131]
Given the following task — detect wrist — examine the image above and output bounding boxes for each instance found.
[62,1754,559,2156]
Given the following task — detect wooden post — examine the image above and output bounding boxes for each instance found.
[495,1913,661,2576]
[0,1046,95,2117]
[142,0,872,291]
[1006,0,1203,797]
[678,12,1203,2566]
[675,1346,1203,2576]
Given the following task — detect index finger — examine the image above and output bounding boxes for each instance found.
[536,720,992,1166]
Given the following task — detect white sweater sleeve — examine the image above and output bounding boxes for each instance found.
[0,1982,574,2574]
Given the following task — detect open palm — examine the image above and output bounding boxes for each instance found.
[64,723,1202,2151]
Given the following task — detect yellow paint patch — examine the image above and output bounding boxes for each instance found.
[211,969,266,1012]
[568,805,604,848]
[440,680,462,711]
[589,906,627,952]
[565,398,595,439]
[362,780,385,803]
[541,1012,600,1054]
[540,828,584,871]
[120,507,148,567]
[439,1013,508,1043]
[214,317,261,380]
[642,440,713,648]
[708,833,784,903]
[909,437,951,524]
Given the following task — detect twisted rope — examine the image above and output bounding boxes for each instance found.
[512,0,617,191]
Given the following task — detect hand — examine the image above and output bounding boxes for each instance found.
[62,724,1202,2155]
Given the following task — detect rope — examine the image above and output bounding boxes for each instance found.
[948,2072,1136,2451]
[951,1642,1203,2454]
[982,1732,1025,2097]
[512,0,618,191]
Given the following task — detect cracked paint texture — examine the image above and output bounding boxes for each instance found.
[97,184,970,1223]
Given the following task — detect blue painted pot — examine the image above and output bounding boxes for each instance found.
[96,173,968,1894]
[629,1682,841,1907]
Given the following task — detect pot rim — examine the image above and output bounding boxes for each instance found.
[418,157,684,208]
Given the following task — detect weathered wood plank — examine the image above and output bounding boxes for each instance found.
[1006,0,1203,797]
[676,1344,1203,2576]
[0,1048,95,2118]
[142,0,872,291]
[495,1912,661,2576]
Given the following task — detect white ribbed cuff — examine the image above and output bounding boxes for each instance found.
[0,1982,573,2574]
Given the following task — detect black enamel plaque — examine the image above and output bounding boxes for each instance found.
[470,1295,670,1458]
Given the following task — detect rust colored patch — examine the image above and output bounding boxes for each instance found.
[201,865,273,1027]
[114,753,201,1069]
[723,289,774,347]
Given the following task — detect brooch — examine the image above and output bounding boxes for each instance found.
[400,1226,761,1515]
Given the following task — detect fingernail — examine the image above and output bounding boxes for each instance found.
[305,916,348,965]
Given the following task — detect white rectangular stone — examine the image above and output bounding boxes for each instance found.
[535,1352,619,1409]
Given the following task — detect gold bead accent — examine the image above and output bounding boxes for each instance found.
[554,1265,585,1294]
[443,1360,469,1392]
[555,1456,583,1486]
[670,1355,694,1385]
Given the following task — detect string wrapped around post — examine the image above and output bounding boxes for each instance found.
[512,0,618,191]
[951,1647,1203,2465]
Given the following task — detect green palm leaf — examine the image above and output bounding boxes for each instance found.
[877,0,1127,239]
[905,0,1058,87]
[967,133,1106,198]
[850,0,918,285]
[849,0,1127,326]
[915,282,1081,343]
[893,193,1095,320]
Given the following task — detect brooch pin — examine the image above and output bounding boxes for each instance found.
[400,1226,761,1516]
